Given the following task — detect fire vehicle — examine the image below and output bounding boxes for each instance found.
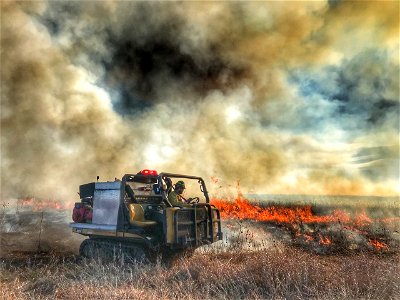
[70,170,223,261]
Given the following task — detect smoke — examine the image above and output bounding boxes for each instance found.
[1,1,399,201]
[1,1,140,199]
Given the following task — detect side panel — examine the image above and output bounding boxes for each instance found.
[70,222,116,231]
[95,182,122,190]
[92,182,122,225]
[165,207,180,244]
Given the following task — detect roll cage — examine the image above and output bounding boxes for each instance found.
[121,172,210,207]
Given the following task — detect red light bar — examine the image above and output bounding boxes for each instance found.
[141,169,158,176]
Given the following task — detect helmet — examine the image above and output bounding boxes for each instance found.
[175,181,185,189]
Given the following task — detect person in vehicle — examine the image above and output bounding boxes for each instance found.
[168,181,191,207]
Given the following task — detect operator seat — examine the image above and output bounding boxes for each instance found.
[128,204,158,229]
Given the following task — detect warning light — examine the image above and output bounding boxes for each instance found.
[141,169,158,176]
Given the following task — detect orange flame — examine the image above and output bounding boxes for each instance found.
[355,211,373,227]
[318,233,332,245]
[303,234,314,242]
[17,197,71,211]
[211,195,399,251]
[211,198,353,224]
[369,239,388,251]
[211,197,398,226]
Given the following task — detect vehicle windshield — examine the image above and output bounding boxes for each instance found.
[162,176,207,204]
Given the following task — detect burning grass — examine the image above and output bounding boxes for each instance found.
[211,196,400,254]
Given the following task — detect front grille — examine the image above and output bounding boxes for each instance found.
[174,207,211,246]
[176,209,193,222]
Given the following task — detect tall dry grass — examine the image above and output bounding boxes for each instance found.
[1,200,399,299]
[1,246,399,300]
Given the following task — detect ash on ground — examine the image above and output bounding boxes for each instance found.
[0,199,84,256]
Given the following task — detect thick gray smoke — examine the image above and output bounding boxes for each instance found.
[1,1,399,201]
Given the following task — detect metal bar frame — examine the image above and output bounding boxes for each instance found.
[160,173,210,203]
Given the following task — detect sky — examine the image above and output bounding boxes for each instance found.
[1,1,399,200]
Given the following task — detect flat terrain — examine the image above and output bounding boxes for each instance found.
[1,197,399,299]
[1,246,399,299]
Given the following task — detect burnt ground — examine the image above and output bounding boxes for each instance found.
[0,203,84,257]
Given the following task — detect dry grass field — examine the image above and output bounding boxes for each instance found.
[1,196,399,299]
[1,246,399,299]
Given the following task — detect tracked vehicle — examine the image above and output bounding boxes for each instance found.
[70,170,223,261]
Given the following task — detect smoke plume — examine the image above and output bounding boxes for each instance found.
[1,1,399,201]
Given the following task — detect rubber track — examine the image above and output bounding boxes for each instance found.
[79,239,148,262]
